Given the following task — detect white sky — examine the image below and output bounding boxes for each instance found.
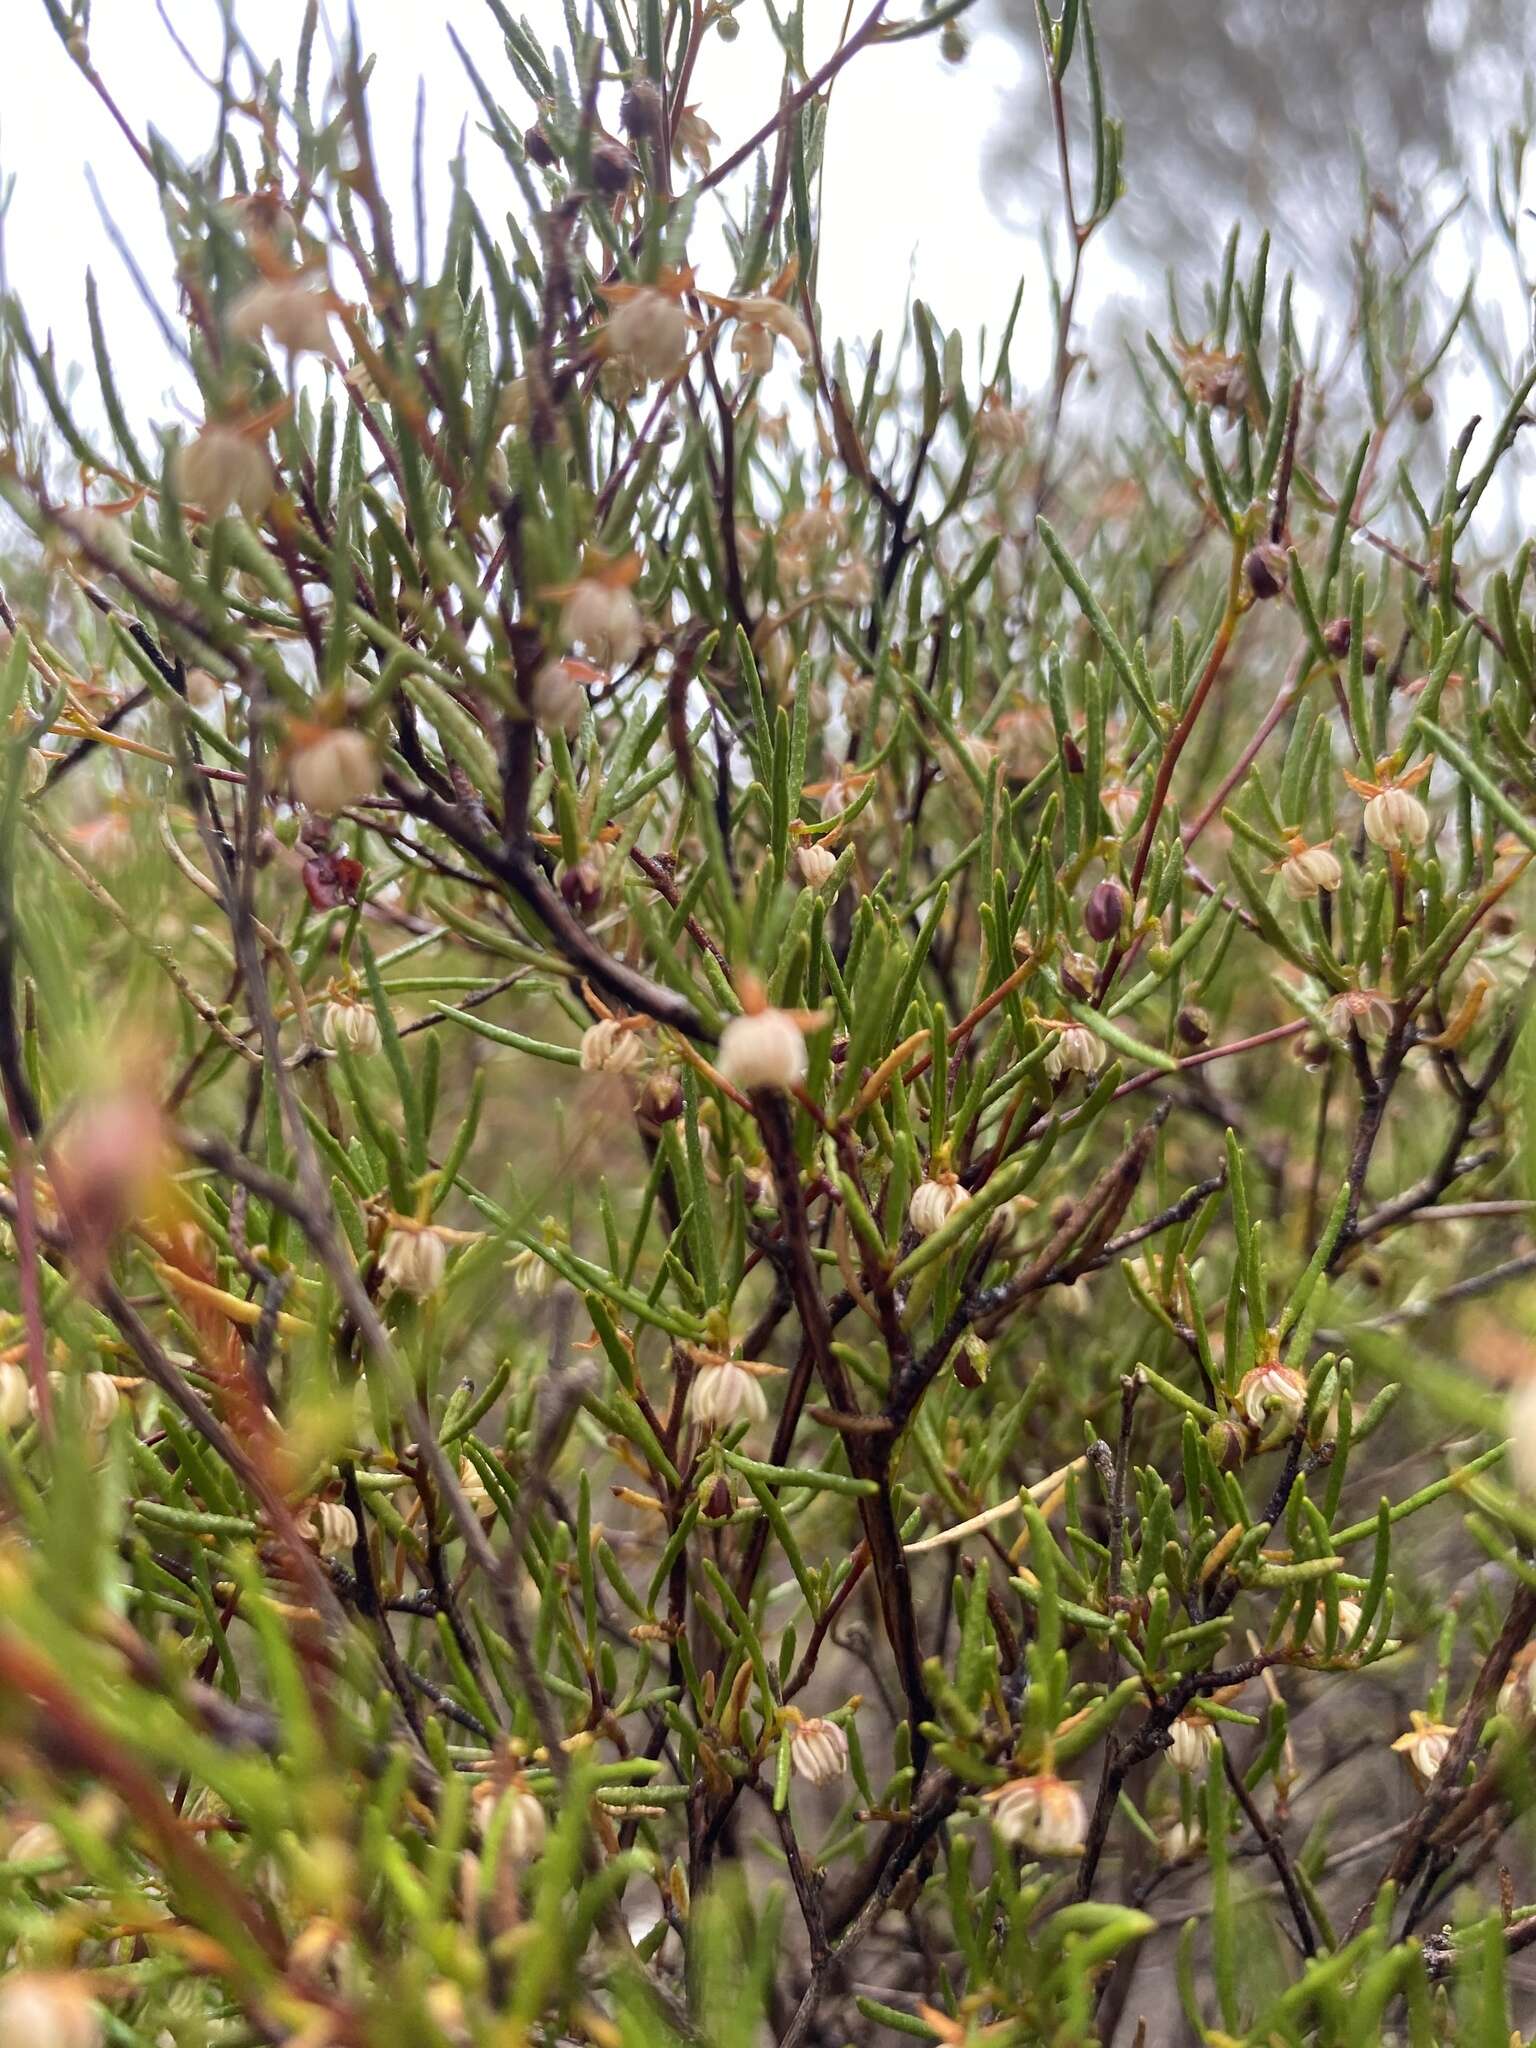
[3,1,1067,429]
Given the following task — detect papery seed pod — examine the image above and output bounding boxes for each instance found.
[1409,385,1435,422]
[172,423,275,520]
[1279,840,1342,901]
[311,1500,358,1557]
[580,1019,645,1075]
[1084,878,1127,941]
[1044,1023,1104,1080]
[1361,635,1384,675]
[989,1773,1087,1855]
[796,843,838,888]
[1363,785,1430,852]
[908,1174,969,1239]
[717,1009,807,1091]
[458,1458,491,1512]
[0,1974,103,2048]
[559,581,643,667]
[321,996,382,1057]
[559,859,603,918]
[1175,1004,1210,1047]
[790,1716,849,1786]
[1236,1362,1306,1433]
[1391,1711,1454,1782]
[1167,1714,1217,1773]
[607,289,691,382]
[79,1371,121,1433]
[1244,540,1289,601]
[688,1359,768,1432]
[290,729,376,813]
[510,1246,553,1300]
[380,1225,448,1298]
[619,79,665,141]
[1307,1596,1363,1654]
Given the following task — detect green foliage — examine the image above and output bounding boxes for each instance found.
[2,1,1536,2043]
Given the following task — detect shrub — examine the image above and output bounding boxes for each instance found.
[2,3,1536,2043]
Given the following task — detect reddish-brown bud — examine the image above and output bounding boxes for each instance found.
[559,859,603,919]
[523,124,557,168]
[1175,1004,1210,1047]
[1244,540,1289,601]
[1084,879,1127,942]
[619,80,665,143]
[591,138,637,195]
[1322,616,1352,659]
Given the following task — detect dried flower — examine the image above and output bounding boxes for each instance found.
[673,105,719,174]
[311,1500,358,1557]
[1236,1362,1306,1434]
[975,396,1030,452]
[1323,988,1393,1039]
[725,297,812,377]
[789,1717,849,1786]
[909,1174,969,1239]
[689,1358,769,1432]
[380,1224,448,1299]
[510,1246,554,1300]
[1363,783,1431,852]
[0,1362,30,1430]
[0,1975,103,2048]
[1391,1710,1454,1782]
[529,658,592,738]
[474,1775,546,1865]
[1306,1596,1364,1655]
[796,842,838,888]
[989,1773,1087,1855]
[229,276,336,357]
[580,1018,645,1075]
[1044,1022,1104,1080]
[1100,781,1140,835]
[289,728,377,813]
[459,1458,492,1512]
[172,423,275,520]
[1279,839,1342,901]
[607,289,692,383]
[9,1822,63,1865]
[718,1008,807,1092]
[322,995,382,1058]
[1498,1643,1536,1721]
[1505,1377,1536,1497]
[1167,1714,1217,1773]
[559,580,643,667]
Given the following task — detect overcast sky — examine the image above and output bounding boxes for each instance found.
[3,1,1077,430]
